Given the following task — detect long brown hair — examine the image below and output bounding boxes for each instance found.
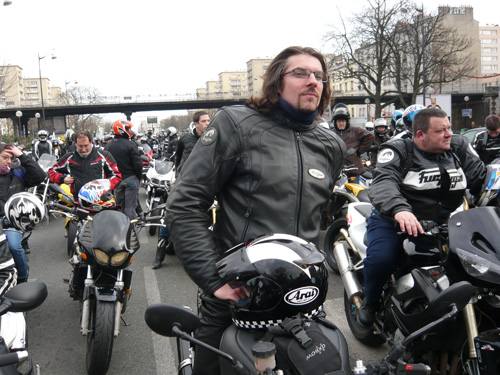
[246,46,331,116]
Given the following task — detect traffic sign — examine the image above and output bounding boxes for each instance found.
[462,109,472,118]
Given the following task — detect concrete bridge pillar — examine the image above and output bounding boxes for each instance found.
[123,111,133,121]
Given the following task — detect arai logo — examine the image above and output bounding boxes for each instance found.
[284,287,319,306]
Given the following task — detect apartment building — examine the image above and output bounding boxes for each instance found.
[480,24,500,86]
[0,65,24,107]
[247,58,271,95]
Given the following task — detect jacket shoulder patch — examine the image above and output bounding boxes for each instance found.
[200,128,217,146]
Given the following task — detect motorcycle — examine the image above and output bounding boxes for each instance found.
[144,278,474,374]
[322,164,371,273]
[144,159,175,236]
[333,173,500,374]
[0,281,48,375]
[47,191,164,375]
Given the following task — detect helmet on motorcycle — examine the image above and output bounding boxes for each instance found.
[332,106,350,131]
[390,110,404,127]
[38,130,48,141]
[365,122,374,131]
[113,120,134,139]
[167,127,177,137]
[217,234,328,329]
[78,179,115,212]
[4,192,45,232]
[373,118,389,136]
[403,104,425,134]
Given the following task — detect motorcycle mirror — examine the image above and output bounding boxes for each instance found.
[1,282,48,314]
[145,303,200,337]
[426,281,474,317]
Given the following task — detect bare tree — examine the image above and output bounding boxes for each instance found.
[391,4,477,106]
[65,85,105,131]
[326,0,408,117]
[326,0,478,115]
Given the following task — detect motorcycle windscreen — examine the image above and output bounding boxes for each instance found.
[154,161,174,175]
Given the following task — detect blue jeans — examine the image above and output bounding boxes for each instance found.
[159,224,170,240]
[5,229,28,280]
[363,209,404,302]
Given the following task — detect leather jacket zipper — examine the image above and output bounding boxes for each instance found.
[240,207,252,242]
[295,132,303,235]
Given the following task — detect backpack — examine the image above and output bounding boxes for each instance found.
[261,315,348,375]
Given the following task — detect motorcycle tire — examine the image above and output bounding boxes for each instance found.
[67,220,78,257]
[86,298,115,375]
[148,201,160,236]
[323,217,348,274]
[343,291,385,347]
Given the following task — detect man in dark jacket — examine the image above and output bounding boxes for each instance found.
[331,105,374,182]
[105,120,143,219]
[166,46,345,375]
[473,114,500,164]
[0,143,46,283]
[49,130,121,199]
[358,108,486,327]
[175,111,210,177]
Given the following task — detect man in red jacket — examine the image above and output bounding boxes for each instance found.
[49,130,121,199]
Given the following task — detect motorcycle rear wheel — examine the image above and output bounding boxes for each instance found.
[86,298,115,375]
[323,217,348,274]
[343,291,385,347]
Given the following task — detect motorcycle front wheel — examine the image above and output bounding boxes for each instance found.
[67,220,78,257]
[148,200,160,236]
[86,298,115,375]
[323,217,348,274]
[343,291,385,347]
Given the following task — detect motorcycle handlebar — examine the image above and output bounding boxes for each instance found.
[0,351,28,367]
[365,361,430,375]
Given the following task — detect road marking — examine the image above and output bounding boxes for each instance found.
[144,266,176,375]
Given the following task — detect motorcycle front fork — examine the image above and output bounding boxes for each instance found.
[80,267,125,338]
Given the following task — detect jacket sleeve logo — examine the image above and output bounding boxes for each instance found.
[200,128,217,146]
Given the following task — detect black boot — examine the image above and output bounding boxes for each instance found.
[152,238,167,269]
[357,298,379,327]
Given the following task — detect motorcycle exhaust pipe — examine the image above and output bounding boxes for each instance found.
[333,241,363,308]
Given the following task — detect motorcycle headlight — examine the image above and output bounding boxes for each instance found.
[456,248,500,283]
[111,251,129,266]
[151,178,160,186]
[94,249,109,265]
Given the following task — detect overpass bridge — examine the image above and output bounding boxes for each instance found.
[0,92,490,136]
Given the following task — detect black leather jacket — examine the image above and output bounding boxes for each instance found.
[105,135,143,180]
[166,105,346,295]
[369,135,486,224]
[174,128,200,177]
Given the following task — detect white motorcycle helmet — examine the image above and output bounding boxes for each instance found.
[4,192,45,232]
[78,179,115,212]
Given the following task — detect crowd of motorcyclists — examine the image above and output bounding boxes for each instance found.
[1,46,500,375]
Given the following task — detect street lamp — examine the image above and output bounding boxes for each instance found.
[464,96,470,129]
[35,112,41,134]
[364,98,370,122]
[38,52,57,130]
[15,110,22,137]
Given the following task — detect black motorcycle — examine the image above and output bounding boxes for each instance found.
[144,281,474,375]
[335,204,500,375]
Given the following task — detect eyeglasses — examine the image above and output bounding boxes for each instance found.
[282,68,328,83]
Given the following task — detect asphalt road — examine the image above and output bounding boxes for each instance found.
[24,191,389,375]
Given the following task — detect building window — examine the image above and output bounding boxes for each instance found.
[482,47,498,53]
[483,65,499,70]
[480,30,498,35]
[481,39,498,44]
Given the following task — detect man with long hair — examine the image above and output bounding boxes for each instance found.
[167,46,345,374]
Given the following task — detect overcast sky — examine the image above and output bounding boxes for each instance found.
[1,0,499,123]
